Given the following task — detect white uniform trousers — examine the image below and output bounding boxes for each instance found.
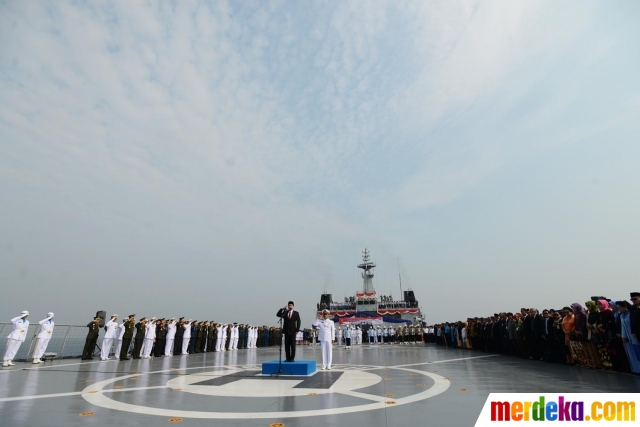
[33,338,51,359]
[101,338,114,359]
[181,338,190,354]
[142,339,154,357]
[114,339,123,358]
[215,338,223,351]
[165,339,174,356]
[4,339,23,361]
[321,341,333,368]
[232,337,239,350]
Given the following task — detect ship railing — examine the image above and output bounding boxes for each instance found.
[318,303,357,311]
[377,301,419,309]
[0,323,97,362]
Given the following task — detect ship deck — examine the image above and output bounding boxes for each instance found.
[1,344,639,427]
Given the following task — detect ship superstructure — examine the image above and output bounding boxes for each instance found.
[317,249,423,326]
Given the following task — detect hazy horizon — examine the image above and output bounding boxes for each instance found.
[1,1,640,327]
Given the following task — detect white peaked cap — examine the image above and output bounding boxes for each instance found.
[151,317,156,321]
[47,312,54,317]
[112,314,118,318]
[20,310,29,316]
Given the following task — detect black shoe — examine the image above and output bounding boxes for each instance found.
[121,357,130,360]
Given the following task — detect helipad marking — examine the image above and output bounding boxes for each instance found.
[81,364,450,419]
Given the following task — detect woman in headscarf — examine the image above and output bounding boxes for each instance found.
[617,300,640,374]
[585,301,599,342]
[567,303,588,366]
[595,299,615,369]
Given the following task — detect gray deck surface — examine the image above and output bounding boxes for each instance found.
[1,344,639,427]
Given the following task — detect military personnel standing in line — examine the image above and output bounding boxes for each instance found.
[141,317,156,359]
[155,319,167,357]
[165,318,176,356]
[187,320,197,354]
[174,317,184,355]
[119,315,135,360]
[133,317,147,359]
[32,312,55,364]
[3,311,30,367]
[82,316,101,360]
[194,321,207,353]
[181,320,192,355]
[207,322,216,352]
[101,314,118,361]
[114,320,125,359]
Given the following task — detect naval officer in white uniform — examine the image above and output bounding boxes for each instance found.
[231,324,239,350]
[32,312,55,364]
[101,314,119,361]
[142,317,156,358]
[182,320,192,355]
[214,323,223,351]
[3,311,29,367]
[313,309,336,370]
[165,318,177,356]
[114,321,125,359]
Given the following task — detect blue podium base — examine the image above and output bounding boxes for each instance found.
[261,360,316,375]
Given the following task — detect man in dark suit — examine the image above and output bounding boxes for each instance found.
[630,292,640,340]
[277,301,301,362]
[531,309,545,360]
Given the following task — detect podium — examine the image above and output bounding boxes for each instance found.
[261,360,316,375]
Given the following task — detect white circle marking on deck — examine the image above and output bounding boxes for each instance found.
[81,365,450,419]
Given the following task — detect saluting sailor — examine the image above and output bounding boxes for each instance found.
[114,320,125,359]
[165,318,177,356]
[101,314,119,361]
[182,320,192,355]
[119,314,135,360]
[32,312,54,364]
[82,316,101,360]
[141,317,156,358]
[215,323,224,351]
[3,311,30,367]
[133,317,147,359]
[232,323,239,350]
[313,309,336,370]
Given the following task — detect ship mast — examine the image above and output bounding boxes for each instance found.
[357,248,376,292]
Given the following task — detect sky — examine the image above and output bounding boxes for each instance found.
[1,1,640,326]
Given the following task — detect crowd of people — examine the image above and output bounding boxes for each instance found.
[85,315,287,362]
[1,311,286,367]
[426,292,640,374]
[296,324,425,347]
[6,292,639,376]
